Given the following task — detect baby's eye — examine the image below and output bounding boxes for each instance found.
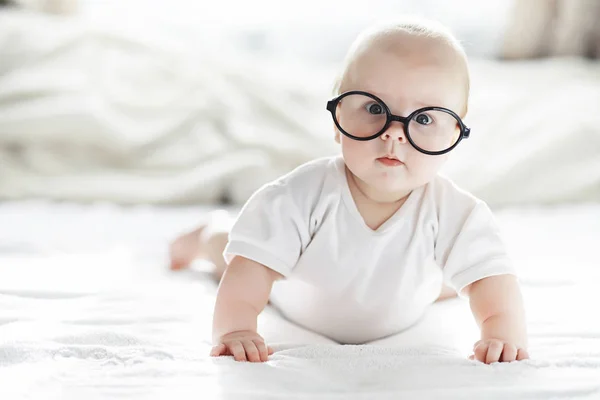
[365,103,384,115]
[414,113,433,125]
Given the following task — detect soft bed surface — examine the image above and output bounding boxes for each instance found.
[0,202,599,399]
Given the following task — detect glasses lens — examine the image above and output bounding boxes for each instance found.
[407,110,461,152]
[335,94,387,138]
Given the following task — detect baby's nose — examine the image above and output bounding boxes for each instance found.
[380,122,407,142]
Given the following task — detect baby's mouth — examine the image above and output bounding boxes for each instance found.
[376,156,404,167]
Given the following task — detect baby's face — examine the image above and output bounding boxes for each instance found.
[335,39,467,197]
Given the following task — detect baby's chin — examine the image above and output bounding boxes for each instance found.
[366,166,437,194]
[364,169,415,193]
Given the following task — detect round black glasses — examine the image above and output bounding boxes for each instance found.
[326,91,470,155]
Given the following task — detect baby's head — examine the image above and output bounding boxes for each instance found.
[328,18,471,199]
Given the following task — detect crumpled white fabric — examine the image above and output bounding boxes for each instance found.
[0,10,599,207]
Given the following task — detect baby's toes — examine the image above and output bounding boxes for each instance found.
[169,229,206,269]
[170,260,183,270]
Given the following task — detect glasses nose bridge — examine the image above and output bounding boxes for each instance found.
[382,114,409,139]
[389,114,409,125]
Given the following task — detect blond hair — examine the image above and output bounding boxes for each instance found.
[332,18,470,116]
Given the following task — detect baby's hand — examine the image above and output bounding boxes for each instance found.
[469,339,529,364]
[210,330,274,362]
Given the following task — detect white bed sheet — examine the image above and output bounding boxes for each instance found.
[1,201,599,399]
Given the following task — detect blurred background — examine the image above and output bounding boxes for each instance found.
[0,0,599,208]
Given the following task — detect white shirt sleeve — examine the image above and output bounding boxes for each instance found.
[435,200,517,296]
[223,181,309,278]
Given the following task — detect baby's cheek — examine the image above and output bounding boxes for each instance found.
[341,141,376,179]
[341,138,369,163]
[410,153,448,181]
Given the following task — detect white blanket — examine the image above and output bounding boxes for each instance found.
[1,202,599,399]
[1,10,599,207]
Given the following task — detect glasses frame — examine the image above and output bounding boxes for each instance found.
[326,90,471,155]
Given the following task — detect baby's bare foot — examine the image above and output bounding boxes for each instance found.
[169,226,206,270]
[169,210,233,281]
[205,230,229,281]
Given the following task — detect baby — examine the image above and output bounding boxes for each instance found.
[170,18,529,365]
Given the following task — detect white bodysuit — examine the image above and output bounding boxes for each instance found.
[224,155,516,344]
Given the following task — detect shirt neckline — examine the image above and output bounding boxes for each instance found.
[334,155,420,235]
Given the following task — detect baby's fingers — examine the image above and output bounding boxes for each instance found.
[500,344,518,362]
[253,340,270,362]
[486,341,504,364]
[473,342,489,363]
[209,343,226,357]
[517,348,530,361]
[242,340,262,363]
[229,341,248,362]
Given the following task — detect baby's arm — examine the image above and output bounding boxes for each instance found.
[465,274,529,364]
[211,255,283,362]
